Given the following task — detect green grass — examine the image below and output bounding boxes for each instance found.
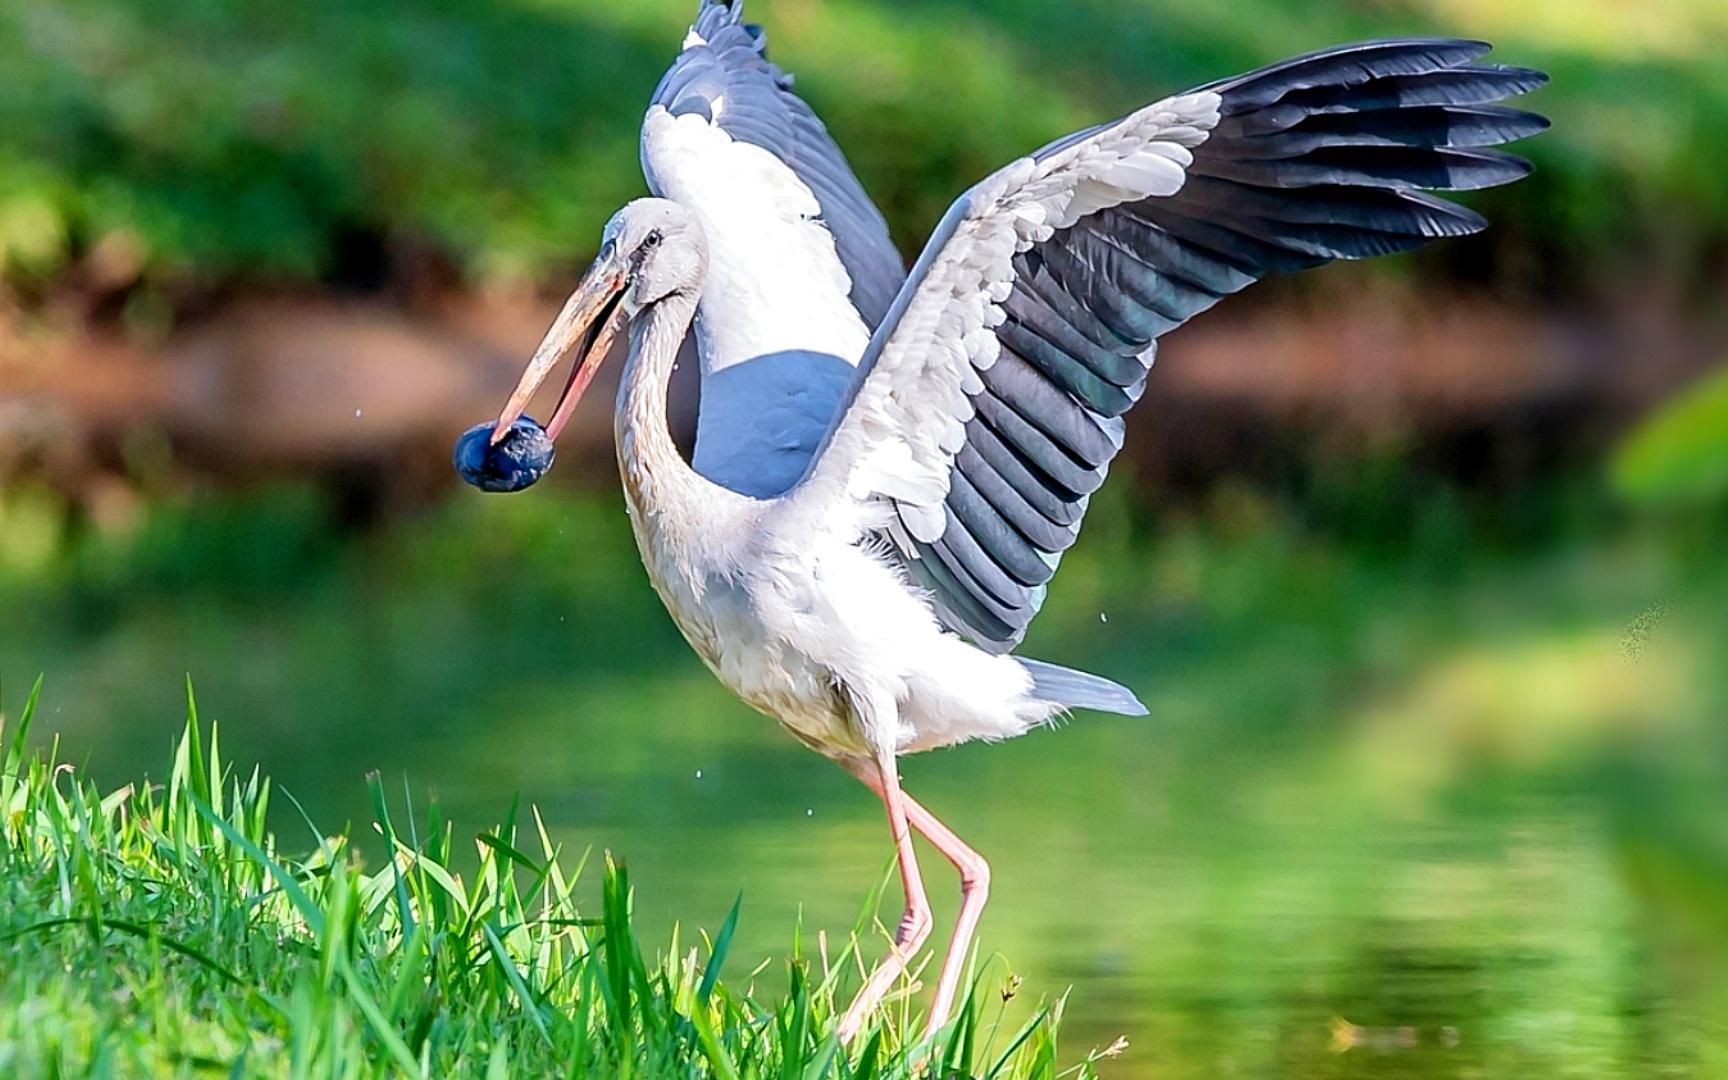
[0,680,1095,1079]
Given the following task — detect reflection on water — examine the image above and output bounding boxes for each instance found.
[3,489,1723,1077]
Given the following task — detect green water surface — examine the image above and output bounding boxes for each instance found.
[3,486,1723,1078]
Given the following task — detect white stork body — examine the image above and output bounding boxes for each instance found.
[612,283,1050,759]
[487,0,1547,1045]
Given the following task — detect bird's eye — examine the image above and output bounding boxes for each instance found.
[643,230,663,250]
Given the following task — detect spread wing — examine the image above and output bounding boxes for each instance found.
[794,39,1548,652]
[644,0,903,327]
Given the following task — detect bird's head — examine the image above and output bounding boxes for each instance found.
[607,198,707,313]
[488,198,705,446]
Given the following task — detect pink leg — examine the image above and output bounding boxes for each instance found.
[837,751,933,1044]
[848,764,991,1039]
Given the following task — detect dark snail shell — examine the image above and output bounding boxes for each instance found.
[453,418,555,493]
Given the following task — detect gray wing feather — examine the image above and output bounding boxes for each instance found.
[649,1,903,326]
[886,38,1547,653]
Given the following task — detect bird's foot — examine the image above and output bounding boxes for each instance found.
[836,935,926,1044]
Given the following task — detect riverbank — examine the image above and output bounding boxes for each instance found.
[0,699,1088,1077]
[3,276,1720,526]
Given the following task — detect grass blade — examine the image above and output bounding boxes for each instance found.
[193,796,325,938]
[336,952,425,1076]
[482,921,553,1049]
[2,673,42,782]
[1,915,249,991]
[368,771,416,941]
[699,892,742,1005]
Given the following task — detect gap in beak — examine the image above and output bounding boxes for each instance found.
[542,287,627,442]
[489,272,627,446]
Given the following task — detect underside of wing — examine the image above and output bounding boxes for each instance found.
[646,0,903,326]
[815,39,1547,652]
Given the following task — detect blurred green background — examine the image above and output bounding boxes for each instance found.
[1,0,1725,1076]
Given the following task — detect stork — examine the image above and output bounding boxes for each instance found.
[462,0,1548,1043]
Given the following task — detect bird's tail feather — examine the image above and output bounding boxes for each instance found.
[1017,657,1148,717]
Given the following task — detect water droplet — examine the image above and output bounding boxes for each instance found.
[805,808,814,817]
[694,769,703,780]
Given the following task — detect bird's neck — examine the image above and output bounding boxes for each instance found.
[614,289,744,553]
[617,288,695,489]
[614,288,755,669]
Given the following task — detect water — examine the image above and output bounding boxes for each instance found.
[3,488,1722,1077]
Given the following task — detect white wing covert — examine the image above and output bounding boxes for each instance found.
[645,0,903,325]
[795,40,1548,652]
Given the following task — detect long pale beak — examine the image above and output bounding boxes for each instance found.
[491,255,629,445]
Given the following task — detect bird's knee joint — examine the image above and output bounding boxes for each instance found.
[909,905,934,940]
[960,859,991,898]
[896,903,934,949]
